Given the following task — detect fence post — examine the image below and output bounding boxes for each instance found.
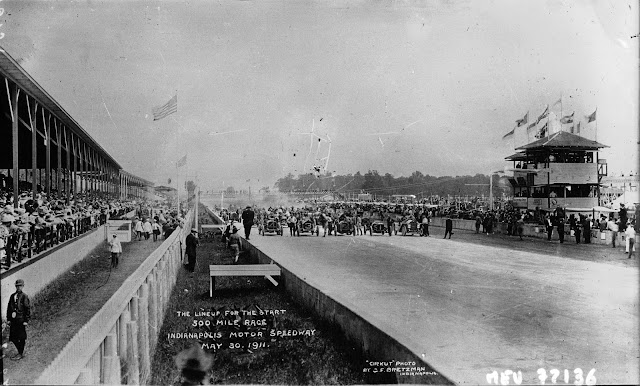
[102,331,121,385]
[147,273,158,351]
[118,308,131,373]
[75,368,93,385]
[126,322,140,385]
[137,283,151,383]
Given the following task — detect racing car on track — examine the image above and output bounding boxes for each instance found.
[368,219,391,236]
[296,218,316,236]
[398,217,421,236]
[335,219,354,235]
[260,217,283,236]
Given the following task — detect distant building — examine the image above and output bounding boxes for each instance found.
[504,131,608,211]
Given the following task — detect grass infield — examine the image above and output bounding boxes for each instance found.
[150,211,391,385]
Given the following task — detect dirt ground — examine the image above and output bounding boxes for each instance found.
[149,231,377,385]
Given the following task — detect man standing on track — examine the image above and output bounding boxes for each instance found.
[241,206,255,240]
[444,215,453,239]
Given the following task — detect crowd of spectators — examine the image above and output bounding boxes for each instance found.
[216,198,636,242]
[0,189,138,271]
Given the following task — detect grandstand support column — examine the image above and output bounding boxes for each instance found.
[101,158,104,196]
[79,138,85,196]
[29,96,38,200]
[55,120,62,196]
[11,83,19,208]
[72,132,77,198]
[45,112,51,197]
[65,126,71,204]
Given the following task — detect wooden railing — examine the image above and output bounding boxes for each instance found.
[34,210,193,385]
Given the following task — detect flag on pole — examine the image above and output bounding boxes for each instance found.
[502,127,516,139]
[527,121,536,130]
[153,95,178,121]
[515,112,529,127]
[177,154,187,167]
[536,105,549,123]
[586,109,596,123]
[535,122,548,138]
[560,112,574,124]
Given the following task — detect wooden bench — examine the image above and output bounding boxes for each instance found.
[209,264,281,297]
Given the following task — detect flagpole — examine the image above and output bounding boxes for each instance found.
[176,162,179,213]
[595,108,598,142]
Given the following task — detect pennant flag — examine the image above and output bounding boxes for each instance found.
[153,95,178,121]
[536,105,549,123]
[527,121,537,130]
[560,112,574,124]
[502,127,516,139]
[515,112,529,127]
[576,122,581,134]
[586,109,596,123]
[535,122,548,138]
[176,154,187,167]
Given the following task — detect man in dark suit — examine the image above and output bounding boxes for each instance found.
[241,206,255,240]
[7,279,31,360]
[582,215,592,244]
[185,228,199,273]
[444,216,453,239]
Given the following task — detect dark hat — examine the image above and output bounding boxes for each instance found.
[15,279,24,286]
[191,228,198,233]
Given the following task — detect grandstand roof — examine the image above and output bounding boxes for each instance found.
[505,151,527,161]
[0,49,122,169]
[516,131,608,151]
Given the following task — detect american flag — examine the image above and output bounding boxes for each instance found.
[153,95,177,121]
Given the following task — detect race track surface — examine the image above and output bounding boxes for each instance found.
[247,231,639,385]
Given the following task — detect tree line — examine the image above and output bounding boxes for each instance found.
[273,170,511,198]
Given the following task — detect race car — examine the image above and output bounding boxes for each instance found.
[398,217,421,236]
[369,219,390,236]
[260,218,283,236]
[335,219,354,235]
[297,218,316,236]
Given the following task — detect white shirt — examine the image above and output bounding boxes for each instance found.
[109,237,122,253]
[625,226,636,239]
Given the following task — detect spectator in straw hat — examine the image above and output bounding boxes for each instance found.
[6,279,31,360]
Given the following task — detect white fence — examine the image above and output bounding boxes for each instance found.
[34,210,194,385]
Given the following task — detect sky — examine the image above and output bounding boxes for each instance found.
[2,0,638,192]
